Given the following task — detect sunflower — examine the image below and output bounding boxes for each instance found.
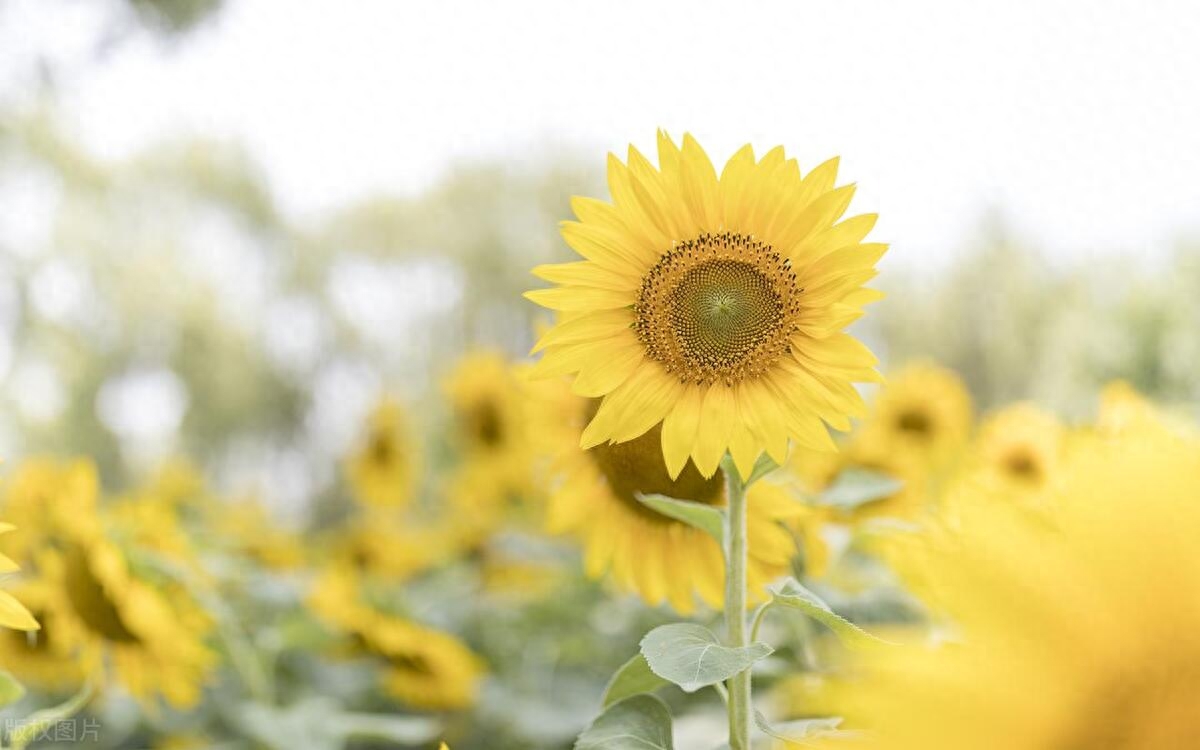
[37,523,215,708]
[207,497,308,571]
[345,397,418,509]
[0,458,102,566]
[853,362,972,470]
[972,402,1064,492]
[443,350,535,503]
[526,132,885,479]
[530,376,806,613]
[824,410,1200,749]
[325,511,460,581]
[307,568,484,711]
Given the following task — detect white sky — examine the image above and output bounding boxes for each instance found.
[4,0,1200,267]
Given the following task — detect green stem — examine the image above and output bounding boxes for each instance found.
[723,456,752,750]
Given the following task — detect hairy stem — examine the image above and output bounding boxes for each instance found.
[723,457,752,749]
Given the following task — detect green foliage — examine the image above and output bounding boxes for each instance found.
[768,578,893,651]
[753,711,844,743]
[816,469,905,510]
[636,493,726,543]
[602,653,670,709]
[575,695,674,750]
[639,624,772,693]
[0,670,26,708]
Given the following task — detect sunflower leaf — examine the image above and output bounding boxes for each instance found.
[602,653,669,708]
[768,578,894,651]
[636,494,725,543]
[640,623,773,693]
[815,469,904,510]
[0,670,25,708]
[744,454,780,487]
[575,694,674,750]
[753,711,845,742]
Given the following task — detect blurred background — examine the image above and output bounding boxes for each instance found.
[1,1,1199,747]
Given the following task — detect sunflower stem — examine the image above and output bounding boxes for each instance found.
[722,455,753,750]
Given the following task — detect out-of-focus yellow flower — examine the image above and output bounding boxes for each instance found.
[308,568,484,711]
[855,362,972,468]
[824,415,1200,750]
[531,378,805,613]
[443,350,535,506]
[345,397,418,509]
[37,523,215,708]
[0,458,102,566]
[526,133,886,480]
[973,402,1064,493]
[326,511,459,581]
[207,497,308,571]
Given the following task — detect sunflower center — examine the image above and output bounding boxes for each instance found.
[63,546,141,644]
[1003,450,1042,482]
[368,433,396,466]
[895,410,933,437]
[636,232,802,386]
[466,400,505,448]
[585,402,724,521]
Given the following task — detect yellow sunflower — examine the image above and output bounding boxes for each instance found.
[345,397,419,509]
[530,377,806,613]
[325,511,460,581]
[973,402,1065,493]
[0,458,102,566]
[207,497,307,571]
[443,350,531,471]
[308,568,484,711]
[824,411,1200,749]
[526,132,885,479]
[854,361,972,470]
[37,524,215,708]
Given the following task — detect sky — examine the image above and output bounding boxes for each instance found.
[4,0,1200,268]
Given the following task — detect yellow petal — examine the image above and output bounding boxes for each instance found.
[661,385,704,480]
[694,385,737,478]
[0,591,38,631]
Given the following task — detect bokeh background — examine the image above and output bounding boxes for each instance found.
[1,1,1199,748]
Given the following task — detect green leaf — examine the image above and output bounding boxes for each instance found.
[744,454,780,487]
[0,669,25,708]
[603,653,670,708]
[816,469,904,510]
[576,694,673,750]
[636,494,724,543]
[8,683,93,750]
[754,711,844,742]
[639,623,773,693]
[768,578,894,651]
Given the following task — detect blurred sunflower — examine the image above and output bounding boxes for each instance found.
[531,378,807,613]
[345,397,418,509]
[0,458,102,566]
[973,402,1064,492]
[854,362,972,469]
[308,568,484,710]
[206,497,307,571]
[443,350,535,505]
[527,132,885,479]
[326,512,459,581]
[825,417,1200,749]
[37,524,215,708]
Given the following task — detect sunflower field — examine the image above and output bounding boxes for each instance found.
[3,3,1200,749]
